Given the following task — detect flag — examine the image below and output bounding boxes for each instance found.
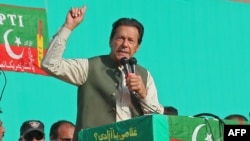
[0,4,49,75]
[168,116,224,141]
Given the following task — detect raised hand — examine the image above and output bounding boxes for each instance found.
[64,5,87,30]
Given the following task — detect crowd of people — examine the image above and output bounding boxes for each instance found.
[17,119,75,141]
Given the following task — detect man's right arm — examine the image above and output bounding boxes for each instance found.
[41,27,88,86]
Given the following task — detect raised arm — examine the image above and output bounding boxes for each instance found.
[41,6,88,86]
[64,6,87,31]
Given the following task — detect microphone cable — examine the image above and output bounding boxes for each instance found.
[0,68,7,114]
[0,68,7,102]
[193,113,225,141]
[130,91,161,114]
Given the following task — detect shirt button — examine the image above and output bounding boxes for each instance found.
[114,83,118,87]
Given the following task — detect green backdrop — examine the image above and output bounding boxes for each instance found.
[0,0,250,141]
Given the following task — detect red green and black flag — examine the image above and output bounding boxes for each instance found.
[0,4,49,75]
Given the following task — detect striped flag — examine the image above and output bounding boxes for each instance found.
[0,4,49,75]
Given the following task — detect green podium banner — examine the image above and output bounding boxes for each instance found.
[78,114,169,141]
[78,114,250,141]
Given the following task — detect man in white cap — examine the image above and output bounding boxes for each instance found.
[19,120,45,141]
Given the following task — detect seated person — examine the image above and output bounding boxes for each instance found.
[163,106,178,115]
[19,120,45,141]
[49,120,75,141]
[224,114,248,122]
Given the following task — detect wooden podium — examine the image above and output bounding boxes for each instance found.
[78,114,250,141]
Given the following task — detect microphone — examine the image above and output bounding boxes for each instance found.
[129,57,137,74]
[120,57,137,95]
[128,57,138,96]
[120,57,130,75]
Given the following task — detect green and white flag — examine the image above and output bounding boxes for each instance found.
[168,116,224,141]
[0,4,49,75]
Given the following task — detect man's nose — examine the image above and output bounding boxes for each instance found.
[122,39,129,47]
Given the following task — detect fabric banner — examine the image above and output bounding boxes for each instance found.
[0,4,49,75]
[78,114,169,141]
[168,116,224,141]
[168,115,250,141]
[78,114,250,141]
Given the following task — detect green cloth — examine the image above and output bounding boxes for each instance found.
[168,115,250,141]
[78,114,250,141]
[78,114,169,141]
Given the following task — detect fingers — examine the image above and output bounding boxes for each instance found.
[64,5,86,30]
[126,75,147,98]
[70,5,87,18]
[70,8,81,18]
[126,75,144,91]
[81,5,87,14]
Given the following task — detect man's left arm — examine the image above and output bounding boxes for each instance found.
[140,71,164,114]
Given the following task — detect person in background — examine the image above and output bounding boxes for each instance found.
[18,120,45,141]
[49,120,75,141]
[224,114,248,122]
[0,120,5,141]
[41,5,164,141]
[163,106,178,115]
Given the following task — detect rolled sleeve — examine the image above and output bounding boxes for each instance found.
[41,27,88,86]
[140,71,164,114]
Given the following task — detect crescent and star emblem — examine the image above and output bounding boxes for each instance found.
[192,124,206,141]
[191,123,214,141]
[192,124,220,141]
[3,29,24,59]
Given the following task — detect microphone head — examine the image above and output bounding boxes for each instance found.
[129,57,137,65]
[120,57,129,65]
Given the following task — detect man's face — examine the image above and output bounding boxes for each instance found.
[52,124,75,141]
[21,131,44,141]
[109,25,140,62]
